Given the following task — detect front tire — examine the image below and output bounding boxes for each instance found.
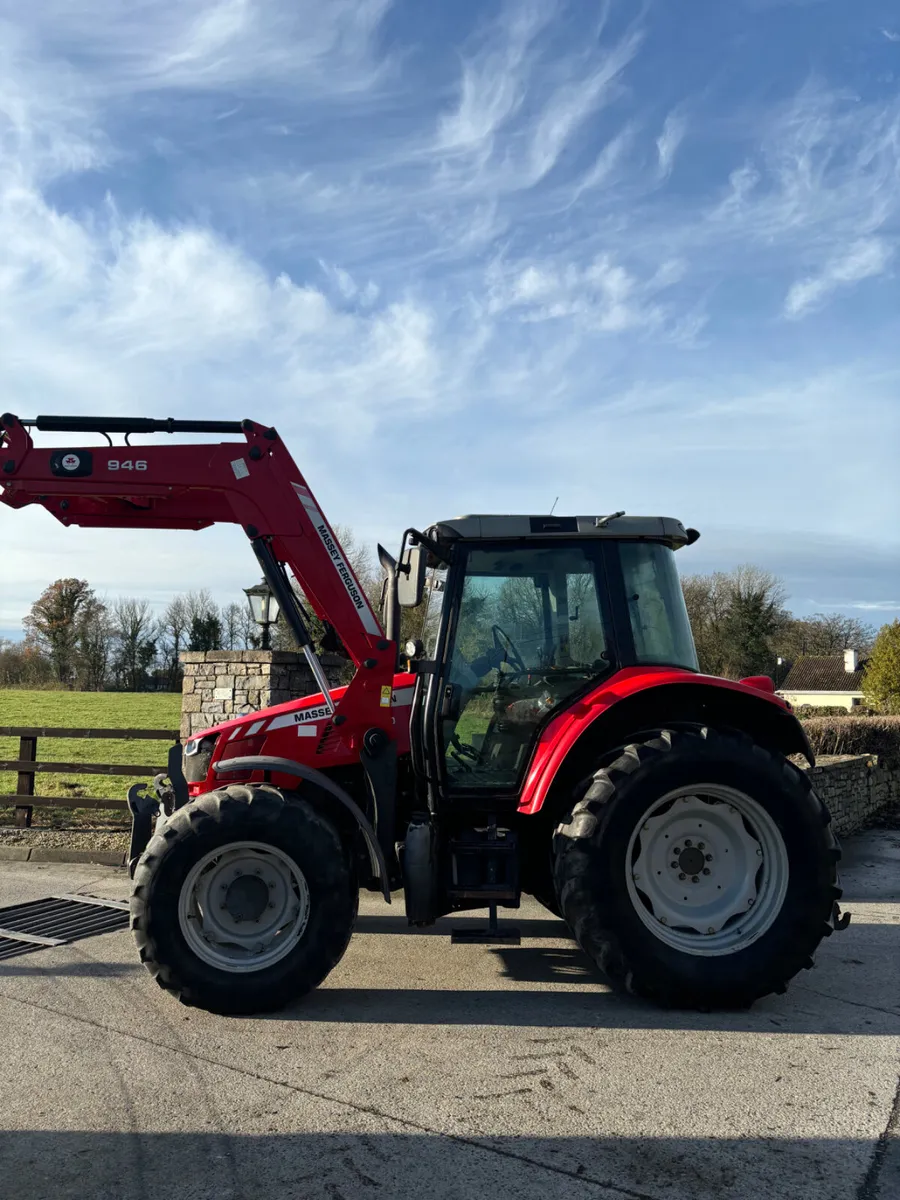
[131,784,358,1015]
[553,728,841,1008]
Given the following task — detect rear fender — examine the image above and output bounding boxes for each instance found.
[520,678,813,822]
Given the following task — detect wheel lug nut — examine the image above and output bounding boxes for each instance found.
[684,839,692,847]
[697,842,705,850]
[660,917,668,925]
[707,927,715,935]
[673,847,681,855]
[691,876,699,883]
[702,868,710,875]
[679,872,686,880]
[747,898,754,907]
[670,861,677,869]
[705,854,713,861]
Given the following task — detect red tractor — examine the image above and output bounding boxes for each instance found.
[0,413,848,1014]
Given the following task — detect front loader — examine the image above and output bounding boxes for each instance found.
[0,413,849,1014]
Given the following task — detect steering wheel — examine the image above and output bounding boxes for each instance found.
[491,624,528,674]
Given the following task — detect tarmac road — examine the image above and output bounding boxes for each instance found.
[0,827,897,1200]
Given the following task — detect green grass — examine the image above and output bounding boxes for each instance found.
[0,690,181,827]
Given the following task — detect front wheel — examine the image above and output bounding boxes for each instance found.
[131,784,358,1015]
[553,728,841,1008]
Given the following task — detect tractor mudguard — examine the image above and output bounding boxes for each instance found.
[519,669,813,818]
[213,754,391,900]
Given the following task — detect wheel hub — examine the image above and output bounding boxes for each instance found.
[224,874,269,923]
[626,785,789,957]
[676,846,705,876]
[177,842,311,973]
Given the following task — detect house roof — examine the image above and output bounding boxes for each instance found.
[780,656,867,693]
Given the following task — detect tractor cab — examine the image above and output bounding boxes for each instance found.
[396,514,700,810]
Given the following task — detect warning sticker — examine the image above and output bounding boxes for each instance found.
[231,458,250,480]
[380,685,392,708]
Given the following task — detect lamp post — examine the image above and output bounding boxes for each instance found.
[243,579,280,651]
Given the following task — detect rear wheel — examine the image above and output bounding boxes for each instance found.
[131,784,357,1015]
[553,728,840,1008]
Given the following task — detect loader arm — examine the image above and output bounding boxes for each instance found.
[0,413,395,723]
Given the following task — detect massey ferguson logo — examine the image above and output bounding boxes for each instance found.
[316,522,367,613]
[61,454,80,471]
[294,706,331,723]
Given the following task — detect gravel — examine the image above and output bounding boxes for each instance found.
[0,827,129,852]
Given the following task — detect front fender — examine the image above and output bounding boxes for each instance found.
[213,755,390,901]
[519,670,812,818]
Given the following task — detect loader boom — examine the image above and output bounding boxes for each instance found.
[0,413,395,721]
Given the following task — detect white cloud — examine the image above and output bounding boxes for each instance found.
[485,250,684,334]
[435,2,550,154]
[526,28,643,184]
[655,110,687,178]
[882,29,900,43]
[1,0,394,98]
[784,237,893,317]
[432,4,642,198]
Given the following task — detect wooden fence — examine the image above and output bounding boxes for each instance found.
[0,726,180,828]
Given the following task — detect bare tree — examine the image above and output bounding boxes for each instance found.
[78,600,113,690]
[111,598,158,691]
[681,566,789,678]
[221,602,243,651]
[778,612,877,660]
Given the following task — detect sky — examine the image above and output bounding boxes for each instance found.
[1,0,899,641]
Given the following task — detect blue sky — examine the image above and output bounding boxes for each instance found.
[1,0,899,639]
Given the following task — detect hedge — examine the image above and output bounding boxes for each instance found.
[801,716,900,765]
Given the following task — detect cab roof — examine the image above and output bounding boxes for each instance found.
[428,514,697,549]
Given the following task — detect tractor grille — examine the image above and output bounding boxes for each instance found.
[0,895,129,961]
[316,722,339,755]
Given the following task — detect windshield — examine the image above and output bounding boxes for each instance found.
[618,542,699,671]
[441,542,612,789]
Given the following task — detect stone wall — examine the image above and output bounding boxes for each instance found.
[801,755,900,837]
[179,650,346,740]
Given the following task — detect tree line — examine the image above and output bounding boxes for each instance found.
[2,546,894,706]
[0,581,260,691]
[0,526,378,691]
[680,564,878,681]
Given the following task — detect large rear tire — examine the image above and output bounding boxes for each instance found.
[553,728,841,1008]
[131,784,358,1015]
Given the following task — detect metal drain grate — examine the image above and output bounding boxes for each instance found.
[0,894,129,961]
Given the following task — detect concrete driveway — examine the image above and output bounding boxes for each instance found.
[0,828,897,1200]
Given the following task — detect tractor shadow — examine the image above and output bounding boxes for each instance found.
[285,913,900,1035]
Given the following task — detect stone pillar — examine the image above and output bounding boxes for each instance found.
[179,650,347,740]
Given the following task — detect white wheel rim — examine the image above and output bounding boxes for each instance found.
[177,841,310,973]
[625,785,789,957]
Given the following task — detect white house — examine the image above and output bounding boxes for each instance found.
[778,649,866,712]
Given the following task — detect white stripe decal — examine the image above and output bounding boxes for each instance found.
[228,726,243,741]
[296,726,318,737]
[292,483,382,637]
[247,721,265,736]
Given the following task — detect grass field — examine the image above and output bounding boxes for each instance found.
[0,690,181,827]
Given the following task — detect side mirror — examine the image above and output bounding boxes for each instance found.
[398,543,426,607]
